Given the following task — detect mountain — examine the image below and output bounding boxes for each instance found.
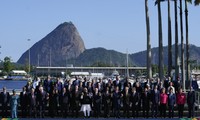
[17,22,200,67]
[130,44,200,66]
[17,22,85,66]
[67,47,134,67]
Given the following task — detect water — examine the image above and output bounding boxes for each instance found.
[0,80,28,93]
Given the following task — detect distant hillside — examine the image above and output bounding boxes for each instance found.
[130,44,200,66]
[67,47,134,67]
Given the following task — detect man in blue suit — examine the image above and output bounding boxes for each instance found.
[168,88,176,118]
[112,86,122,118]
[151,85,160,118]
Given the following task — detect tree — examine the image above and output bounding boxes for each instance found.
[167,0,173,77]
[145,0,152,79]
[185,0,192,85]
[156,0,164,80]
[174,0,179,80]
[3,56,13,74]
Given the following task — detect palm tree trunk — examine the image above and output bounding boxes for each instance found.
[145,0,152,79]
[185,0,189,86]
[180,0,185,92]
[157,0,164,80]
[168,0,172,77]
[174,0,179,80]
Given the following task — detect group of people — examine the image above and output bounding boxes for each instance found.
[0,75,197,119]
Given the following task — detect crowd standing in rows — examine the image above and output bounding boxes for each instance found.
[0,75,197,119]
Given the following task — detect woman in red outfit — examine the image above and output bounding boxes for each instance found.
[176,88,186,118]
[160,88,168,118]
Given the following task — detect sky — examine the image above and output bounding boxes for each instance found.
[0,0,199,62]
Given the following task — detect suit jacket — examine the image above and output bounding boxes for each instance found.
[112,91,121,108]
[0,92,10,105]
[123,91,131,105]
[131,91,140,106]
[141,92,151,109]
[37,91,47,106]
[59,92,70,105]
[187,91,195,106]
[28,93,37,107]
[20,91,28,106]
[151,90,160,104]
[93,92,102,105]
[168,93,176,106]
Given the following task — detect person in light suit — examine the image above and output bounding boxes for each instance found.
[10,89,19,119]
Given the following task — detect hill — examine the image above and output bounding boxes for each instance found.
[17,22,85,66]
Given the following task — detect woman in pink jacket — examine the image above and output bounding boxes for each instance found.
[176,88,186,118]
[160,88,168,118]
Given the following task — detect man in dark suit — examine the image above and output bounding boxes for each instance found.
[70,85,80,118]
[93,87,102,118]
[131,87,140,118]
[102,87,111,118]
[59,87,70,118]
[28,88,37,118]
[0,87,10,118]
[141,87,151,118]
[37,86,48,118]
[20,87,28,117]
[112,86,122,118]
[187,87,195,118]
[151,85,160,118]
[122,86,131,118]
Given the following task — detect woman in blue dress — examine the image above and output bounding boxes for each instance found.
[10,89,19,119]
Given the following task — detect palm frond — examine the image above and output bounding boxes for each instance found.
[155,0,167,6]
[194,0,200,5]
[186,0,192,4]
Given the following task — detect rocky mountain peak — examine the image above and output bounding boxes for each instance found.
[17,22,85,66]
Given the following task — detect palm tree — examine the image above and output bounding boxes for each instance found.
[168,0,172,77]
[180,0,186,91]
[145,0,152,79]
[157,0,164,80]
[185,0,192,87]
[174,0,179,80]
